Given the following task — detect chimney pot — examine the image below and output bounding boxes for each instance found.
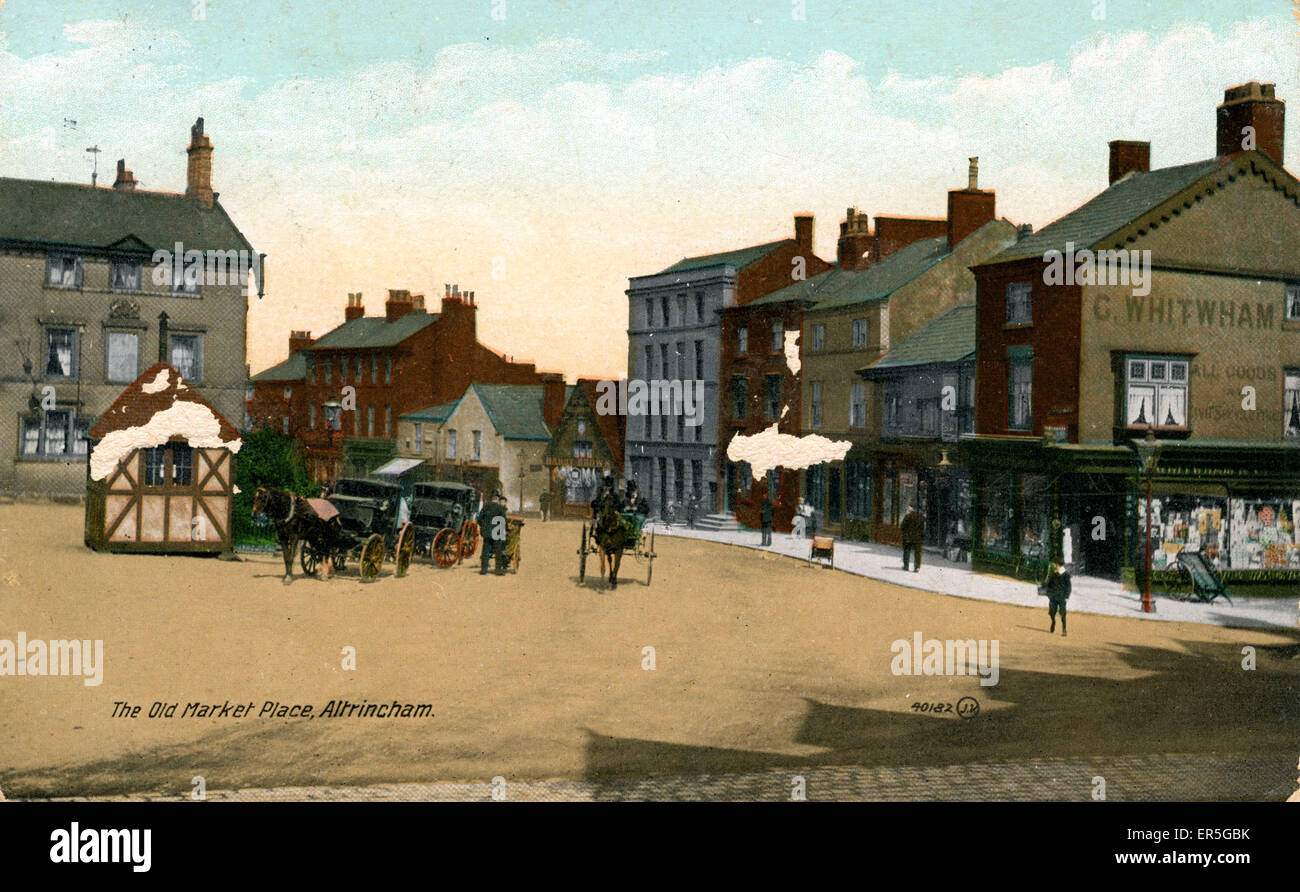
[968,157,979,191]
[794,214,814,251]
[113,158,137,191]
[1108,140,1151,184]
[1216,80,1285,166]
[185,116,215,207]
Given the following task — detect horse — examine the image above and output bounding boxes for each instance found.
[590,495,632,588]
[251,486,329,583]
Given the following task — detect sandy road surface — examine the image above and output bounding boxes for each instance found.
[1,503,1296,799]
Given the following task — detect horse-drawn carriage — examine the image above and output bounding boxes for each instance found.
[305,478,415,580]
[410,481,480,568]
[578,503,655,587]
[253,479,415,581]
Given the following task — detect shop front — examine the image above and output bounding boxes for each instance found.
[965,437,1300,592]
[872,445,971,557]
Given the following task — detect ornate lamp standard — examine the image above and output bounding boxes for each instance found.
[517,448,527,513]
[323,400,342,481]
[1130,429,1162,614]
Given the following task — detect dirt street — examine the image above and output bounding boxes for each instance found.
[1,503,1296,799]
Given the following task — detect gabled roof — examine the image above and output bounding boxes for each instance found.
[657,239,789,275]
[990,158,1225,262]
[752,234,951,310]
[574,378,626,464]
[470,383,551,441]
[250,351,308,383]
[308,311,439,350]
[0,178,253,253]
[89,362,241,441]
[860,304,977,375]
[400,399,461,424]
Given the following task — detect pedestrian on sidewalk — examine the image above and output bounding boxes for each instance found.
[760,496,773,546]
[901,503,925,572]
[1043,561,1071,636]
[539,489,551,521]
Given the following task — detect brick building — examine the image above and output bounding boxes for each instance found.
[722,161,1016,534]
[250,284,564,481]
[964,82,1300,592]
[624,215,830,518]
[1,118,256,496]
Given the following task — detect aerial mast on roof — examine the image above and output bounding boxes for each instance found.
[86,145,102,186]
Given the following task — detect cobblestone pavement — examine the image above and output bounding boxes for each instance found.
[17,753,1298,802]
[651,523,1299,630]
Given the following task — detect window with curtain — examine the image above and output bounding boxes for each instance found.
[169,334,201,381]
[1008,356,1032,430]
[472,430,482,460]
[144,445,167,486]
[171,444,193,486]
[111,259,142,291]
[765,375,782,420]
[850,382,867,428]
[46,254,81,288]
[46,328,77,379]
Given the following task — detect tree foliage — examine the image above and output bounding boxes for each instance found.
[232,428,319,544]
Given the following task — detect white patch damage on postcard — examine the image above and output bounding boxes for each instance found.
[726,423,851,476]
[90,399,242,481]
[783,330,801,376]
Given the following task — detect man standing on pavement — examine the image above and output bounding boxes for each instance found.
[539,489,551,522]
[760,495,774,546]
[900,503,925,572]
[477,492,509,575]
[1043,561,1071,636]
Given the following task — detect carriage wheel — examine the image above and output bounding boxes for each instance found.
[433,528,461,568]
[578,523,588,582]
[332,550,346,573]
[459,521,479,559]
[360,533,385,580]
[395,523,415,578]
[300,542,320,577]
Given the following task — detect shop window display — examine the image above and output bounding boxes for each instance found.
[1019,474,1050,559]
[983,472,1013,553]
[1135,495,1299,571]
[1229,499,1300,570]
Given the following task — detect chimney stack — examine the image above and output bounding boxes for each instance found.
[185,117,214,207]
[112,159,137,191]
[157,312,169,364]
[1216,81,1285,166]
[385,289,414,323]
[837,207,874,271]
[793,214,814,253]
[1108,140,1151,184]
[946,156,996,248]
[345,292,365,322]
[289,330,314,356]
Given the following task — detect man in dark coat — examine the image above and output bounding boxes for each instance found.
[760,496,774,546]
[900,504,925,572]
[477,492,509,575]
[1044,561,1071,636]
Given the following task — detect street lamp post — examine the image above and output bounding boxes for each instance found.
[323,400,342,482]
[517,449,527,513]
[1131,429,1162,614]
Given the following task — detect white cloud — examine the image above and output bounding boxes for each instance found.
[0,20,1295,380]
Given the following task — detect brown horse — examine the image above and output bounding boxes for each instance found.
[251,486,328,583]
[591,496,631,588]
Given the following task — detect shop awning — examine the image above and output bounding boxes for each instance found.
[372,457,425,477]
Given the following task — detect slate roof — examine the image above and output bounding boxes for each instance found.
[657,239,789,275]
[400,399,461,424]
[471,384,552,441]
[751,234,951,310]
[89,362,241,441]
[0,178,253,253]
[991,158,1223,262]
[861,304,977,375]
[307,311,439,350]
[250,351,308,383]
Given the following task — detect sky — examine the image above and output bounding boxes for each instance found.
[1,0,1298,381]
